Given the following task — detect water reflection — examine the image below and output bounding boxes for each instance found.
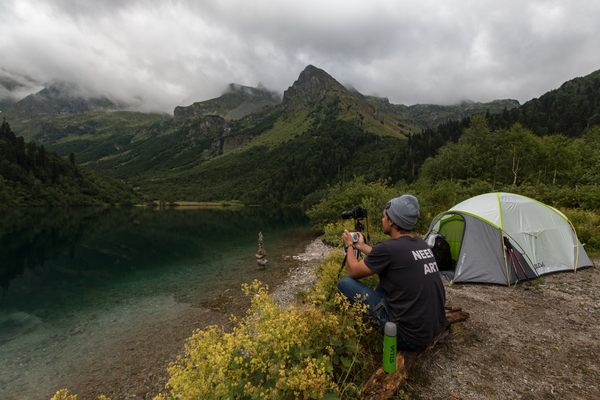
[0,206,312,321]
[0,206,316,399]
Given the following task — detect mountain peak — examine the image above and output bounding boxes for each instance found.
[282,65,353,108]
[223,83,280,102]
[7,80,121,117]
[174,82,281,124]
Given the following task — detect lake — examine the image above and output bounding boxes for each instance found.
[0,206,318,399]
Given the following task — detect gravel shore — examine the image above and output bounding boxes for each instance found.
[272,238,337,308]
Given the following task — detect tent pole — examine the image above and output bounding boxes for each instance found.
[501,231,511,287]
[502,231,538,277]
[497,194,511,287]
[567,219,580,273]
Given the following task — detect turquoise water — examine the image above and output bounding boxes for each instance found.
[0,206,316,399]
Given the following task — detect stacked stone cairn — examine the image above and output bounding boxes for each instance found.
[256,231,267,270]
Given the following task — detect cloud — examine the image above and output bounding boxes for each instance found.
[1,0,599,113]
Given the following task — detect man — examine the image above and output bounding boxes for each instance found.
[338,195,446,351]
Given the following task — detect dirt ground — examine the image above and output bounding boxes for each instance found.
[412,258,600,400]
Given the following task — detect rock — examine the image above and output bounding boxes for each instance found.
[257,258,267,270]
[272,238,337,308]
[135,387,149,396]
[256,231,267,270]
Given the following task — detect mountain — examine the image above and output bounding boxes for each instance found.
[349,87,520,128]
[174,83,281,124]
[63,65,415,204]
[5,80,123,118]
[0,77,19,111]
[486,69,600,137]
[4,64,597,206]
[0,71,41,112]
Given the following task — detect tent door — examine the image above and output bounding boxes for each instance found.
[438,215,465,269]
[504,238,537,281]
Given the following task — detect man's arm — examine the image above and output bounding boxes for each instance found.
[343,230,374,279]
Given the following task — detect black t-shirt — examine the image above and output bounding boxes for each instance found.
[364,235,446,345]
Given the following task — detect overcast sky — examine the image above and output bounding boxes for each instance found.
[1,0,599,114]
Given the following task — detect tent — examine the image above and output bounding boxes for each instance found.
[424,192,593,286]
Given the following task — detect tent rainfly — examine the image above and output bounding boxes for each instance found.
[424,192,593,286]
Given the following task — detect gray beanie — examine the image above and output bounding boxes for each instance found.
[385,195,419,230]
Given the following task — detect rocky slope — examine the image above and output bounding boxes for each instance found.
[173,82,281,126]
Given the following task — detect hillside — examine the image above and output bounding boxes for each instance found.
[488,69,600,137]
[0,119,140,206]
[174,83,281,123]
[351,88,520,129]
[3,64,596,205]
[6,80,123,118]
[117,66,413,204]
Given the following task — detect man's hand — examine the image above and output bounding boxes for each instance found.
[343,230,372,255]
[342,229,355,245]
[342,230,374,279]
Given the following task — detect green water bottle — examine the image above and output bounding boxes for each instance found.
[383,322,397,373]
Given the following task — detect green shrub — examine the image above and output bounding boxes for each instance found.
[158,279,375,400]
[306,178,397,232]
[562,208,600,253]
[50,389,110,400]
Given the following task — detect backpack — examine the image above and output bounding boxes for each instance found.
[431,234,453,271]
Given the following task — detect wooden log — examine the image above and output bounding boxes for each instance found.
[361,305,470,400]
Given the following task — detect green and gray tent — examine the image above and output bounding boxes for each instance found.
[424,192,593,286]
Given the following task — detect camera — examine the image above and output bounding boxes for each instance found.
[341,205,367,220]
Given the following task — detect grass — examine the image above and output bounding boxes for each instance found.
[530,278,546,293]
[245,108,313,149]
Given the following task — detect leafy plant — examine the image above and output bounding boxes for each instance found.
[158,279,375,400]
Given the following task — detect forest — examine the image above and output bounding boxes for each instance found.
[0,119,140,206]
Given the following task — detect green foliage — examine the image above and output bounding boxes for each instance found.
[159,279,376,399]
[307,177,600,252]
[306,178,399,231]
[306,176,496,235]
[487,69,600,137]
[50,389,111,400]
[418,118,600,201]
[562,208,600,252]
[0,120,140,206]
[316,251,380,300]
[139,116,404,205]
[50,389,78,400]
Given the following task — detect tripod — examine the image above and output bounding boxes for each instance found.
[328,218,370,301]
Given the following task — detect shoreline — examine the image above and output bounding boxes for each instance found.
[43,237,335,400]
[272,238,338,308]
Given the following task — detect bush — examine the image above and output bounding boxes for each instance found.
[306,178,397,232]
[50,389,110,400]
[158,279,376,400]
[562,208,600,253]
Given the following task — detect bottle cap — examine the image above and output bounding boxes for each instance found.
[384,321,397,337]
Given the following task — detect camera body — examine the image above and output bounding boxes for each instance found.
[341,205,367,221]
